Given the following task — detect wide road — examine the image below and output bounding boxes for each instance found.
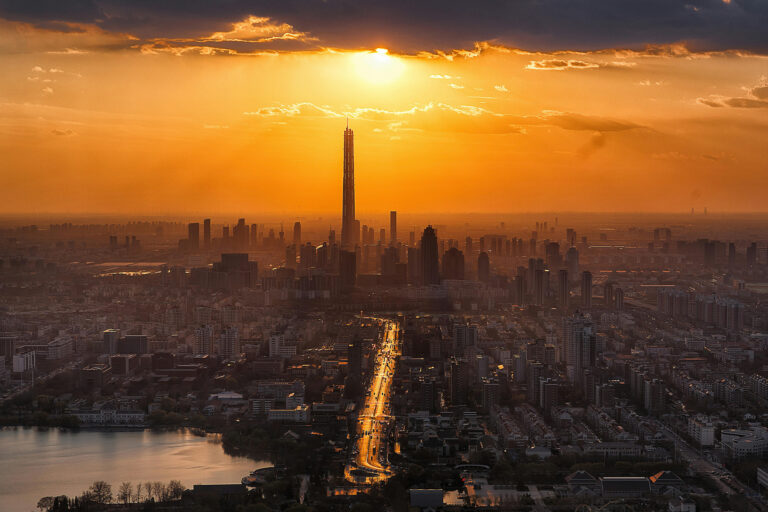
[345,318,400,485]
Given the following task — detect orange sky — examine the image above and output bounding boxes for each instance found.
[1,17,767,214]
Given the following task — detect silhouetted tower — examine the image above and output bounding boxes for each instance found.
[188,222,200,251]
[341,121,356,248]
[420,226,440,285]
[558,269,569,309]
[581,271,593,309]
[390,211,397,244]
[442,247,465,280]
[293,221,301,246]
[203,219,211,249]
[478,251,490,283]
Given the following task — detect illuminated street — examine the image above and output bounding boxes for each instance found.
[345,318,400,485]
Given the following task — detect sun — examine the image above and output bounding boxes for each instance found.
[353,48,405,85]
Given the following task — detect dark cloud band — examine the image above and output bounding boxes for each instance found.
[1,0,767,53]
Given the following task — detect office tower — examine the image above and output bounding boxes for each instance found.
[390,211,397,244]
[453,324,477,355]
[534,267,544,306]
[558,269,569,309]
[526,361,543,405]
[233,218,248,250]
[566,246,579,281]
[420,225,440,285]
[293,221,301,246]
[581,271,592,309]
[203,218,211,249]
[409,231,415,246]
[545,242,561,268]
[563,313,595,384]
[268,333,284,358]
[728,242,736,268]
[747,242,757,266]
[348,338,362,377]
[194,325,214,355]
[477,251,490,283]
[442,247,465,280]
[340,250,356,289]
[604,282,615,308]
[328,228,336,246]
[118,335,148,354]
[299,242,316,273]
[285,244,297,268]
[103,329,120,355]
[407,247,421,284]
[615,288,624,311]
[219,326,239,360]
[465,236,473,253]
[341,122,356,248]
[450,358,470,405]
[379,228,386,244]
[250,224,258,247]
[188,222,200,251]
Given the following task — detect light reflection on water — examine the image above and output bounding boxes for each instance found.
[0,428,269,512]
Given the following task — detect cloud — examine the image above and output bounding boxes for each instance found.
[203,15,315,43]
[51,128,75,136]
[698,81,768,108]
[241,101,643,138]
[449,83,464,89]
[41,86,53,94]
[494,85,508,92]
[2,1,768,54]
[526,59,600,70]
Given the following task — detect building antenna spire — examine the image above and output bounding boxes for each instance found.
[346,115,348,130]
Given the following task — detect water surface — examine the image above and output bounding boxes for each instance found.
[0,428,268,512]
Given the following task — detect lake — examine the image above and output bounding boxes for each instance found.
[0,428,269,512]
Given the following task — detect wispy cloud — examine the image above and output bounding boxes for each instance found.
[698,81,768,108]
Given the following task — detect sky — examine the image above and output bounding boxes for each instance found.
[0,1,767,215]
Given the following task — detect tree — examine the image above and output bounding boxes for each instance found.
[89,480,113,504]
[135,481,144,503]
[167,480,185,500]
[36,497,54,511]
[117,482,133,504]
[150,481,166,501]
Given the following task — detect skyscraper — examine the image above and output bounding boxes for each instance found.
[203,218,211,249]
[420,225,440,285]
[390,211,397,244]
[188,222,200,251]
[341,122,356,248]
[477,252,490,283]
[581,271,593,309]
[293,221,301,246]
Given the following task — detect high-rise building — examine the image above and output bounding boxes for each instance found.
[203,219,211,249]
[219,326,239,360]
[478,251,490,283]
[442,247,465,280]
[341,122,356,248]
[566,246,579,281]
[194,325,214,355]
[188,222,200,251]
[420,226,440,285]
[558,269,569,309]
[390,211,397,244]
[103,329,120,355]
[340,250,356,289]
[293,221,301,246]
[581,271,593,309]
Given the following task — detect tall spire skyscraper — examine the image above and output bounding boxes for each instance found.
[341,120,356,248]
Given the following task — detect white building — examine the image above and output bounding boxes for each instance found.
[688,415,715,447]
[267,404,310,423]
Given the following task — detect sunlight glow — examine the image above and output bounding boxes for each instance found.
[353,48,405,85]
